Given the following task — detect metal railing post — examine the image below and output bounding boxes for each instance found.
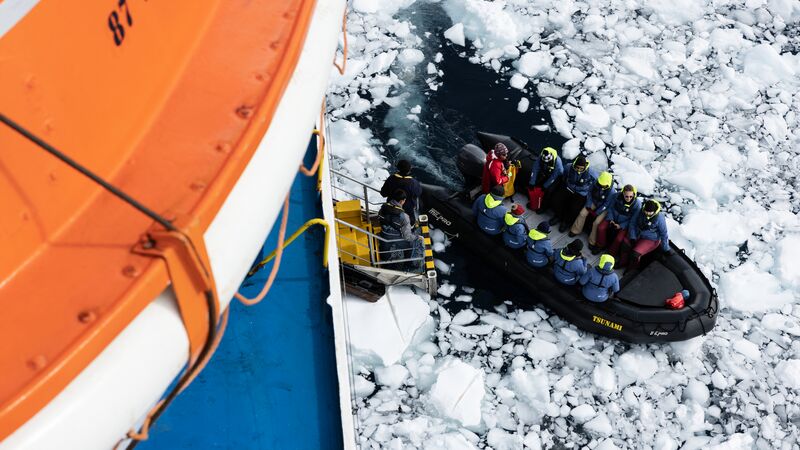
[363,184,376,266]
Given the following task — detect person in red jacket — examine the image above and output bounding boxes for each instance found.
[481,143,509,194]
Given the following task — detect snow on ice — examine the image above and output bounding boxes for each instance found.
[329,0,800,448]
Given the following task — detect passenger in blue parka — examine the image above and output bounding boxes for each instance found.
[553,239,587,285]
[549,155,597,232]
[525,221,554,268]
[579,254,620,302]
[472,185,508,235]
[502,204,528,249]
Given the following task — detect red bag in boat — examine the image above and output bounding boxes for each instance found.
[665,292,685,309]
[528,186,544,211]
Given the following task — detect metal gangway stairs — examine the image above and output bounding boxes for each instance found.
[329,169,438,300]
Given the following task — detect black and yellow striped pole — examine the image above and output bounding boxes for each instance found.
[418,214,438,295]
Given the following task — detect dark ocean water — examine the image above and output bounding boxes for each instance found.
[362,1,566,190]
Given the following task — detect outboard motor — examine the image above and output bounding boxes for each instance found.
[456,143,486,185]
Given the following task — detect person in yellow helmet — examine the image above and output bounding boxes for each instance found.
[579,254,620,302]
[570,171,616,254]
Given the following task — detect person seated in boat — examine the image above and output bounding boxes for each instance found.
[525,221,554,268]
[579,254,620,303]
[553,239,588,285]
[502,204,528,249]
[481,143,510,194]
[597,184,641,255]
[618,199,670,271]
[472,185,508,235]
[379,189,424,270]
[570,171,616,252]
[549,154,597,232]
[380,159,422,225]
[527,147,564,212]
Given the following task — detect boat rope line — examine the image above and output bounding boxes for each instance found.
[0,113,177,232]
[332,3,348,75]
[233,195,290,306]
[0,113,229,448]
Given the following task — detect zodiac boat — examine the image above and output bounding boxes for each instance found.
[421,132,718,343]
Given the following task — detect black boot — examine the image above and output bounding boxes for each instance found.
[559,223,569,232]
[548,216,560,226]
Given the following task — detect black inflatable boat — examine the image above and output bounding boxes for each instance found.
[422,132,718,343]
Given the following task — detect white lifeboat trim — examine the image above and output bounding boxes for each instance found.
[0,0,40,39]
[1,0,348,448]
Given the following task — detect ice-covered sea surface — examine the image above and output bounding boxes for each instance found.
[326,0,800,448]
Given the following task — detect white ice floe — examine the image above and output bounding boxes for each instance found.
[429,359,485,427]
[345,287,433,367]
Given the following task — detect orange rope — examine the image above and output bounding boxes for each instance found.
[117,308,230,448]
[298,130,324,176]
[332,4,348,75]
[233,195,290,306]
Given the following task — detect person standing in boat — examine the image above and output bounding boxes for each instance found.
[597,184,641,255]
[379,189,424,271]
[481,143,510,194]
[472,185,508,235]
[527,147,564,212]
[618,199,670,271]
[525,221,554,268]
[502,204,528,249]
[579,254,620,302]
[549,155,596,232]
[380,159,422,224]
[553,239,587,285]
[570,171,616,250]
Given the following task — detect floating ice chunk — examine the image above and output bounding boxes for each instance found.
[455,294,472,303]
[434,259,451,275]
[438,282,456,298]
[486,429,523,450]
[352,0,379,14]
[707,433,754,450]
[523,432,542,450]
[509,73,528,90]
[643,0,704,25]
[345,287,432,366]
[710,370,728,390]
[517,98,530,113]
[710,28,745,53]
[516,310,542,327]
[442,0,529,55]
[768,0,800,22]
[684,379,710,406]
[550,109,573,138]
[429,359,485,427]
[444,23,466,47]
[660,41,686,68]
[596,439,621,450]
[732,338,760,360]
[664,151,727,202]
[481,313,516,332]
[776,235,800,289]
[584,137,605,153]
[621,128,655,153]
[562,138,581,160]
[743,44,797,87]
[681,211,753,245]
[719,262,794,312]
[452,309,478,326]
[423,433,478,450]
[584,413,613,437]
[526,338,562,360]
[619,47,658,80]
[609,154,655,194]
[354,376,376,398]
[775,359,800,389]
[399,48,425,66]
[762,313,800,336]
[517,51,553,77]
[375,364,409,389]
[556,67,586,85]
[763,114,789,142]
[592,364,617,392]
[575,104,610,132]
[617,350,658,384]
[366,50,399,76]
[570,404,596,424]
[510,368,550,418]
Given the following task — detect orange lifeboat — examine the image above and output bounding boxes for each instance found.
[0,0,346,447]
